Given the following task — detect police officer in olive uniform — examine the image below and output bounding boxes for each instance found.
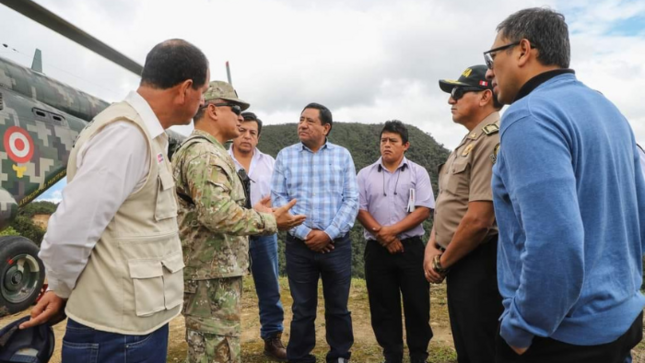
[172,81,305,363]
[423,65,504,363]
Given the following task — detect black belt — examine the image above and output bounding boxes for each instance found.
[367,236,422,244]
[435,234,497,252]
[288,232,349,243]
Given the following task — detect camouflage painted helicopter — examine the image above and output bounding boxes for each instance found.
[0,0,186,315]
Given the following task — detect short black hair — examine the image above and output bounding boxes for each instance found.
[193,103,209,123]
[381,120,409,144]
[140,39,209,90]
[497,8,570,68]
[241,111,263,137]
[302,103,333,135]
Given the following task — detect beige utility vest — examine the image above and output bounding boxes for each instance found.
[64,101,184,335]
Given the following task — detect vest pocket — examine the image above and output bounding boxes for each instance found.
[155,169,178,221]
[129,259,165,316]
[161,253,185,310]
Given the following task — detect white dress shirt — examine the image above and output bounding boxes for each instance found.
[228,146,275,206]
[39,91,167,299]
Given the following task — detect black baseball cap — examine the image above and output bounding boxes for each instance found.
[439,65,493,93]
[0,316,55,363]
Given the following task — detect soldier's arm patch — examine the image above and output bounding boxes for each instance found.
[483,123,500,135]
[490,143,500,164]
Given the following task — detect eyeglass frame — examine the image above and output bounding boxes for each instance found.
[450,86,486,101]
[201,102,242,116]
[483,39,538,69]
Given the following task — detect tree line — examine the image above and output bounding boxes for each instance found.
[258,122,450,278]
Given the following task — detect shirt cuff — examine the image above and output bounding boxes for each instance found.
[47,277,72,299]
[260,212,278,235]
[500,310,535,349]
[324,225,341,241]
[293,225,312,240]
[468,193,494,202]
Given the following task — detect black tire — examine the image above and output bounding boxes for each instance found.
[0,236,45,316]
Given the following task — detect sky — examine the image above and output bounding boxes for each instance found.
[0,0,643,203]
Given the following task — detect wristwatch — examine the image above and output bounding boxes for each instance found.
[432,254,449,275]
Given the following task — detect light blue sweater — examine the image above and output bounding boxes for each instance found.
[493,72,645,348]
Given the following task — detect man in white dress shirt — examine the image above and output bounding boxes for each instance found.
[229,111,287,360]
[20,39,210,363]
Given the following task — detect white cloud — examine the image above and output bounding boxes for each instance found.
[37,189,63,204]
[1,0,644,150]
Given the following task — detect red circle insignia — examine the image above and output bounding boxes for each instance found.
[4,126,35,164]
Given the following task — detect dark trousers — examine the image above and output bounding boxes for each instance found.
[285,233,353,363]
[495,312,643,363]
[446,236,503,363]
[364,237,432,362]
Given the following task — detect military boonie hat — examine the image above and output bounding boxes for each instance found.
[0,316,55,363]
[203,81,250,111]
[438,65,493,93]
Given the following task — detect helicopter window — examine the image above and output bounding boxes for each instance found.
[32,108,49,121]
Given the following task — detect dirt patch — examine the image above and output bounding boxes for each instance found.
[31,214,51,230]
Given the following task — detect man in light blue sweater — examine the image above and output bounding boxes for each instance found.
[483,8,645,363]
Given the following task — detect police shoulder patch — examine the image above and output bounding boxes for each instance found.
[490,143,500,164]
[482,123,499,135]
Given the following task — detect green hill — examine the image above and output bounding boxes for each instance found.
[258,122,451,278]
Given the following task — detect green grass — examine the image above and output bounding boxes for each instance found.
[168,276,457,362]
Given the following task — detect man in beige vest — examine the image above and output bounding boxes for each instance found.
[20,39,210,363]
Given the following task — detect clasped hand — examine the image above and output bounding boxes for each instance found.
[305,229,334,253]
[372,225,404,254]
[423,243,446,284]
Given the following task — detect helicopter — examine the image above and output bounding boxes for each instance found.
[0,0,187,315]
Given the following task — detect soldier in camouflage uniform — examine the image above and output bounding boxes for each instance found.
[172,81,305,363]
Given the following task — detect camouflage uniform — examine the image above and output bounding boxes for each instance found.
[172,128,277,363]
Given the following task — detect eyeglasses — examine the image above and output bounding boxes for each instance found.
[212,103,242,116]
[483,40,538,69]
[451,86,483,101]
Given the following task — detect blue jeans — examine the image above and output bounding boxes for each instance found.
[62,319,169,363]
[285,233,353,363]
[249,233,284,339]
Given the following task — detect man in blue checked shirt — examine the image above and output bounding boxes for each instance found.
[272,102,359,363]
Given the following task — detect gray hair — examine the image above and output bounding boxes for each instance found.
[497,7,570,68]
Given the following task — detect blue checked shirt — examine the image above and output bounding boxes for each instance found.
[271,141,359,241]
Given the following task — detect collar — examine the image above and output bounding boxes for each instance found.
[228,145,265,162]
[466,112,501,140]
[300,138,332,152]
[190,129,226,151]
[377,156,408,172]
[515,69,575,102]
[124,91,165,139]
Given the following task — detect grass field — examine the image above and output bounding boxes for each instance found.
[2,277,645,362]
[169,277,457,363]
